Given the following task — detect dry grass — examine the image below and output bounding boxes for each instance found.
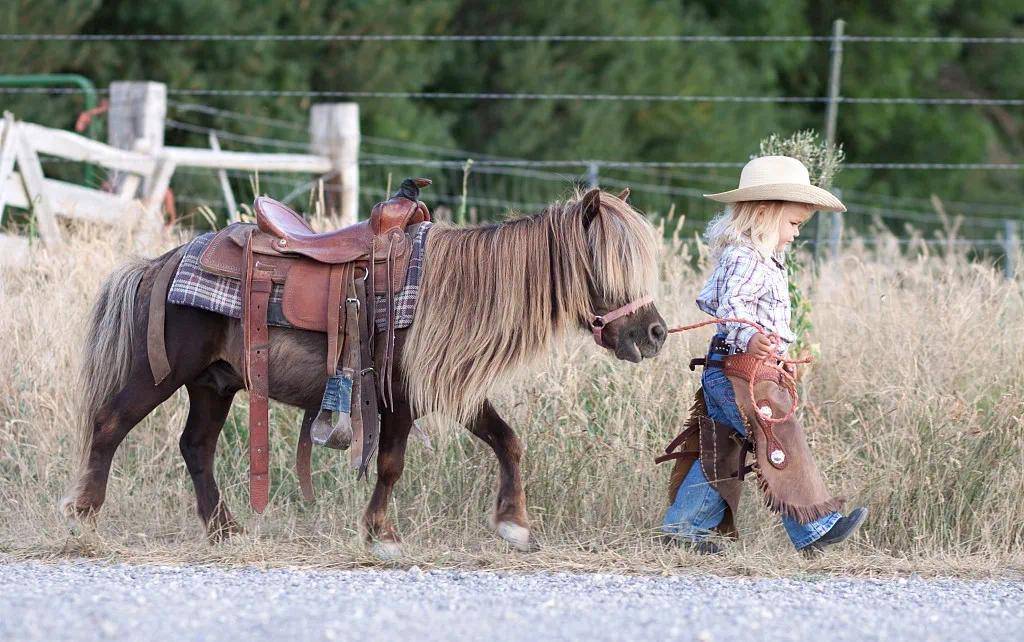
[2,220,1023,579]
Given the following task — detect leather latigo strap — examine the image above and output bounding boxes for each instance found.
[344,275,365,469]
[243,230,275,514]
[324,264,348,377]
[296,410,315,502]
[356,274,380,479]
[381,230,402,409]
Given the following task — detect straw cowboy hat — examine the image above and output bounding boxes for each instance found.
[704,155,847,212]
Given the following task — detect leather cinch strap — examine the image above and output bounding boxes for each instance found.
[355,273,379,479]
[243,230,275,514]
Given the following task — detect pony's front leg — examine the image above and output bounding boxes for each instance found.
[361,398,413,559]
[468,400,536,552]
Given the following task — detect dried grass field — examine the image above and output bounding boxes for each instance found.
[2,220,1023,578]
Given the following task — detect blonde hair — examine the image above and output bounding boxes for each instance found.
[704,200,811,260]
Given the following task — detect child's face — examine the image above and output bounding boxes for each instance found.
[774,202,814,250]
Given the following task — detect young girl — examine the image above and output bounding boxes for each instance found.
[660,155,866,554]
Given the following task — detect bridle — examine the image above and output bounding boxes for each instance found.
[590,294,653,347]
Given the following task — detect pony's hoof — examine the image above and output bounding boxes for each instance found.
[497,521,538,552]
[370,541,403,561]
[59,496,97,530]
[207,521,244,543]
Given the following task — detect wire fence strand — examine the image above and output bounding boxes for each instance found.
[3,33,1024,44]
[7,86,1024,106]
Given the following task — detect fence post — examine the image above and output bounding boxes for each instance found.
[828,209,844,261]
[108,81,166,196]
[310,103,360,226]
[586,162,600,189]
[1003,219,1019,279]
[815,19,845,263]
[0,112,16,224]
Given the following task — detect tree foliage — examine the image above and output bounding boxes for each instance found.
[2,0,1022,224]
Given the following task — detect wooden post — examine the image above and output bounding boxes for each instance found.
[824,20,845,155]
[108,81,166,193]
[109,81,167,239]
[828,210,844,261]
[310,103,359,226]
[0,112,16,224]
[815,19,845,263]
[586,162,600,189]
[1003,219,1019,279]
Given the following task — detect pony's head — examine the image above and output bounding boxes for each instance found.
[564,187,667,362]
[403,186,667,423]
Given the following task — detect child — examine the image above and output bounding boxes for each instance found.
[660,155,866,554]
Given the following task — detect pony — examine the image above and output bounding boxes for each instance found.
[63,187,667,556]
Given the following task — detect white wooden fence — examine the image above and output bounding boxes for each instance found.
[0,81,359,267]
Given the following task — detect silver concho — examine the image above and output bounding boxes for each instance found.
[769,449,786,465]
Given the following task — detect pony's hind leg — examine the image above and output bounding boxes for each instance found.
[468,400,536,552]
[180,372,241,541]
[63,369,185,521]
[64,254,227,528]
[361,397,413,559]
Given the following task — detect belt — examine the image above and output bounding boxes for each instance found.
[689,335,790,386]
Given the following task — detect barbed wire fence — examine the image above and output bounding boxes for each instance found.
[3,26,1023,273]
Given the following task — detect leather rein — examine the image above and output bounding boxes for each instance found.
[588,301,810,428]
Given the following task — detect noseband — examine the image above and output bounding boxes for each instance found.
[590,295,653,347]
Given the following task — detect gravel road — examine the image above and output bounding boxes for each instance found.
[0,560,1021,641]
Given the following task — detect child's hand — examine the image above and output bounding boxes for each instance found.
[746,333,774,360]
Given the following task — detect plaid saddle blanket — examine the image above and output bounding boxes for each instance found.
[168,222,431,333]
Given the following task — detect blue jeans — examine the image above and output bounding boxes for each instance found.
[662,362,842,550]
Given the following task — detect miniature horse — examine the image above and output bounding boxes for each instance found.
[63,187,666,556]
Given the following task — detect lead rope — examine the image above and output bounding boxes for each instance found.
[667,317,812,425]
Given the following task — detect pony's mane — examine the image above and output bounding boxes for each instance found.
[402,189,660,424]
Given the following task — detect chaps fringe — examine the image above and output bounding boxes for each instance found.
[746,416,845,524]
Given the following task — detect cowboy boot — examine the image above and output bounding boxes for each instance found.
[805,507,868,553]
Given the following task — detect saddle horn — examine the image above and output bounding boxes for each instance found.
[396,177,432,201]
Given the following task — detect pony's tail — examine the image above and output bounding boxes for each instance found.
[66,259,149,500]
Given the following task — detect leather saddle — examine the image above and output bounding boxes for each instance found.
[197,177,432,513]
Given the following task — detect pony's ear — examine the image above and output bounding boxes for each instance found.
[581,188,601,229]
[617,187,630,203]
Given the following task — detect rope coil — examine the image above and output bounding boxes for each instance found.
[667,316,812,425]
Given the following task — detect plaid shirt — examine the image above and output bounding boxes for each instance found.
[696,243,796,355]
